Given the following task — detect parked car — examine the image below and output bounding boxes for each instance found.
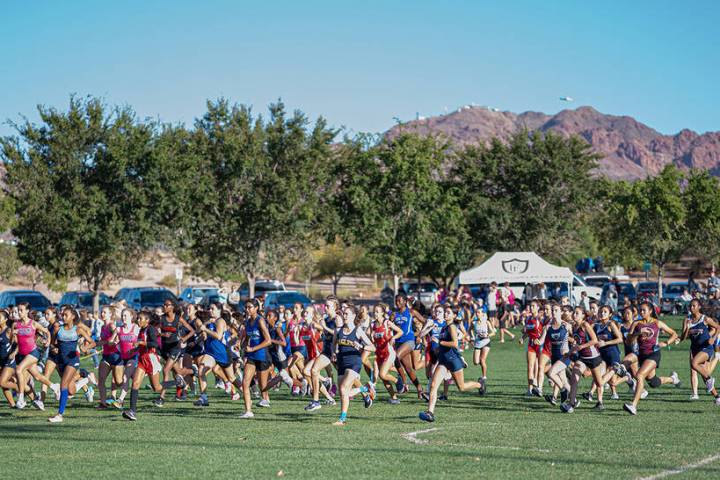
[197,291,222,308]
[263,290,313,310]
[601,282,637,307]
[661,282,690,314]
[582,273,612,289]
[403,281,439,309]
[0,290,53,312]
[238,280,286,301]
[179,285,218,305]
[380,286,395,305]
[636,281,663,302]
[114,287,177,310]
[58,291,112,310]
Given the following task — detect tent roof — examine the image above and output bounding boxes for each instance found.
[459,252,573,285]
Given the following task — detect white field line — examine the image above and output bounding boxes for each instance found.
[636,453,720,480]
[401,427,440,445]
[400,427,550,453]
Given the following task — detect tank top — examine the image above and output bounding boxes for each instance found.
[594,321,620,355]
[438,323,460,359]
[101,323,119,355]
[138,326,158,356]
[323,315,336,344]
[16,320,37,355]
[621,323,639,356]
[636,320,660,355]
[524,316,543,341]
[160,315,180,346]
[204,320,228,362]
[546,323,569,358]
[393,308,414,343]
[118,324,140,360]
[372,322,393,354]
[573,325,599,359]
[288,320,305,347]
[430,318,445,350]
[57,325,79,362]
[688,315,711,352]
[337,326,362,356]
[245,316,268,361]
[0,328,12,359]
[473,319,489,339]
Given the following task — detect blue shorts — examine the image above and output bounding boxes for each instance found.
[692,345,715,361]
[439,352,464,373]
[551,354,570,366]
[16,348,41,365]
[57,356,81,375]
[0,356,15,369]
[291,345,308,359]
[337,353,362,375]
[187,344,204,358]
[102,352,123,366]
[600,347,621,367]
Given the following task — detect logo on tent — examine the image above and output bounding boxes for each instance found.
[502,259,529,274]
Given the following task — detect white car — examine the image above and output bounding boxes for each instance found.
[571,275,603,305]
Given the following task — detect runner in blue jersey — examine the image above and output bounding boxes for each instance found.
[239,299,272,419]
[0,310,19,407]
[681,299,720,405]
[393,293,432,400]
[544,309,572,406]
[586,305,624,402]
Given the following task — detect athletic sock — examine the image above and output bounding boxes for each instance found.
[339,412,347,421]
[17,392,24,403]
[280,370,294,388]
[75,378,89,390]
[118,389,128,403]
[130,389,139,411]
[176,387,183,397]
[58,389,69,414]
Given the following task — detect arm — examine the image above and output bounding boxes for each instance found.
[658,321,679,347]
[358,328,376,352]
[246,319,272,352]
[574,324,599,352]
[707,317,719,346]
[600,322,623,348]
[439,324,458,348]
[271,325,287,347]
[178,318,196,343]
[202,319,225,340]
[77,324,96,352]
[33,321,50,338]
[680,317,691,342]
[388,322,404,342]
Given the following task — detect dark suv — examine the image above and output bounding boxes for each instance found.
[0,290,53,312]
[58,291,112,309]
[114,287,177,310]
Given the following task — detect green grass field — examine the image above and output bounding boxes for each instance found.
[1,316,718,479]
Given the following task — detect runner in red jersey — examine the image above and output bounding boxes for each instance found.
[371,304,404,404]
[520,300,545,396]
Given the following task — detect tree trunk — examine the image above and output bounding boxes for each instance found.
[393,274,399,296]
[92,278,101,315]
[248,272,256,299]
[658,264,664,302]
[332,275,340,296]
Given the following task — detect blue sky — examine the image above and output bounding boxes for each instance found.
[2,1,718,136]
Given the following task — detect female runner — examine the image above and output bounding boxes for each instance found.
[305,296,341,411]
[681,299,720,404]
[48,307,95,423]
[39,307,61,403]
[544,310,572,405]
[393,293,431,400]
[471,304,496,393]
[239,299,272,419]
[0,310,19,407]
[332,306,375,425]
[520,300,544,396]
[587,305,623,401]
[623,302,680,415]
[13,302,57,409]
[97,306,123,408]
[371,304,403,404]
[302,307,335,411]
[419,308,482,423]
[154,299,195,407]
[115,308,140,408]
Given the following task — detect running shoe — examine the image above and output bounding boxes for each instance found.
[593,401,604,411]
[627,376,637,392]
[525,389,533,397]
[478,377,486,396]
[438,394,448,401]
[239,411,255,419]
[419,391,430,402]
[419,411,435,422]
[231,392,241,401]
[544,394,557,406]
[175,391,188,401]
[329,384,338,397]
[15,398,26,410]
[388,398,400,405]
[87,371,98,386]
[706,377,715,394]
[153,398,165,408]
[304,401,321,412]
[613,363,628,377]
[559,403,574,413]
[367,382,376,400]
[640,389,649,399]
[113,401,124,410]
[395,378,404,393]
[333,418,347,426]
[122,410,137,421]
[96,402,109,409]
[191,364,199,377]
[622,403,637,415]
[50,383,61,400]
[531,386,541,397]
[689,394,700,400]
[48,414,63,423]
[610,393,620,400]
[85,386,95,403]
[322,377,333,391]
[215,381,225,390]
[175,375,187,388]
[224,382,233,394]
[193,397,209,407]
[291,386,301,396]
[256,399,271,408]
[581,391,593,402]
[363,394,373,409]
[300,380,309,397]
[670,371,681,388]
[715,396,720,406]
[265,374,283,391]
[32,400,45,411]
[323,398,336,406]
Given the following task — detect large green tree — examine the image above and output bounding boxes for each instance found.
[1,97,159,311]
[185,99,336,298]
[683,169,720,268]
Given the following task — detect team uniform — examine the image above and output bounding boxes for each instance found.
[289,320,307,359]
[336,327,364,378]
[205,321,231,368]
[0,327,15,369]
[473,316,491,350]
[426,317,445,366]
[688,315,715,360]
[636,321,661,368]
[573,326,602,369]
[524,316,544,356]
[137,325,162,375]
[393,308,415,350]
[159,315,183,362]
[546,323,570,366]
[101,324,122,366]
[56,325,81,375]
[372,322,395,366]
[437,324,464,373]
[245,316,270,371]
[594,322,621,368]
[15,320,41,364]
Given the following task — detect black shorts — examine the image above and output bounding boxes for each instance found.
[504,304,513,313]
[580,356,602,369]
[270,355,288,371]
[638,350,661,369]
[246,359,271,371]
[160,344,183,361]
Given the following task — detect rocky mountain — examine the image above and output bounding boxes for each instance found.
[386,106,720,180]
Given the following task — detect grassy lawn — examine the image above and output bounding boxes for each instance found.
[1,316,718,479]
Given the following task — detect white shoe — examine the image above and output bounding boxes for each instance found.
[50,384,61,400]
[215,381,225,389]
[640,389,649,399]
[15,398,27,410]
[85,386,95,403]
[623,403,637,415]
[715,396,720,406]
[231,392,241,401]
[670,371,680,386]
[48,414,63,423]
[32,400,45,411]
[690,394,700,400]
[706,377,715,394]
[610,393,619,400]
[239,411,255,419]
[256,399,270,408]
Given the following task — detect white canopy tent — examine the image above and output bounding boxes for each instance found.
[459,252,573,286]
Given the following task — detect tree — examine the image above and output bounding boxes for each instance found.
[333,133,451,292]
[1,96,160,312]
[683,169,720,268]
[314,240,376,295]
[185,99,336,298]
[611,165,686,298]
[452,131,600,262]
[0,244,21,282]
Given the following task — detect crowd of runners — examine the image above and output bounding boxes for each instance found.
[1,286,719,425]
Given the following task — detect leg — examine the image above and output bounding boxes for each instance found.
[242,362,258,414]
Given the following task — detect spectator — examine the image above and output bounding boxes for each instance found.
[708,269,720,295]
[579,291,590,311]
[606,279,618,311]
[537,282,547,300]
